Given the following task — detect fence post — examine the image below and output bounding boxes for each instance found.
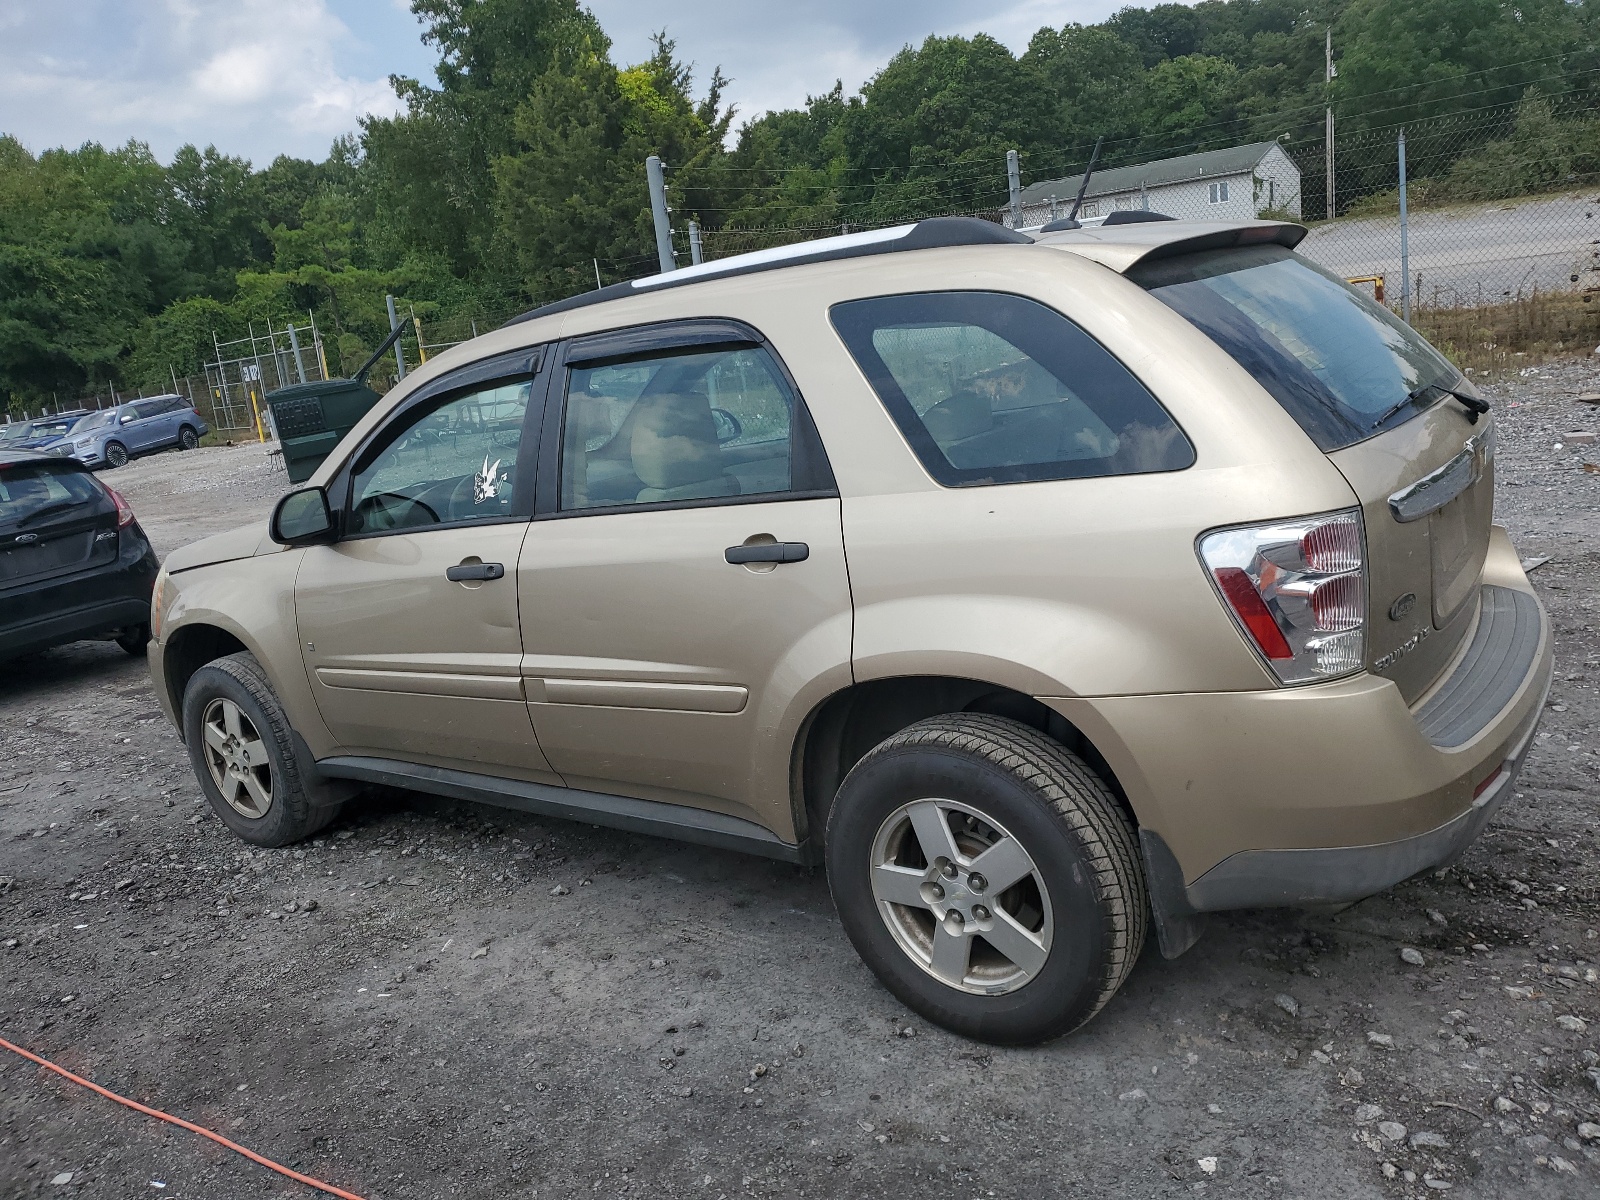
[1006,149,1022,228]
[689,220,704,266]
[646,156,676,273]
[386,294,407,381]
[286,324,309,384]
[1398,129,1411,324]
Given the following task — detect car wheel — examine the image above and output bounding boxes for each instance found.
[104,441,128,468]
[825,713,1147,1045]
[182,652,340,847]
[178,426,200,450]
[115,624,150,656]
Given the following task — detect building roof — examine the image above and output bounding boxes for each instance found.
[1020,141,1287,206]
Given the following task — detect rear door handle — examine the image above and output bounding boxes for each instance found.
[446,562,505,582]
[725,542,809,565]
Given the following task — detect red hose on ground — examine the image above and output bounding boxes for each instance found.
[0,1034,371,1200]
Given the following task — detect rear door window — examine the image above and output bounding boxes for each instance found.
[830,291,1193,486]
[558,342,826,511]
[1129,245,1465,451]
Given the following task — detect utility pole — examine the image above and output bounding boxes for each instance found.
[1398,129,1411,324]
[1006,149,1022,228]
[646,155,676,273]
[386,294,406,381]
[1325,28,1337,220]
[688,220,704,266]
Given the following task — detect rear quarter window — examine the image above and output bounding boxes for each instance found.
[830,291,1194,486]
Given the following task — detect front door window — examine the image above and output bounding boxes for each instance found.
[348,381,531,534]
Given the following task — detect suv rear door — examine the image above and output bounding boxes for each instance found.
[516,321,852,837]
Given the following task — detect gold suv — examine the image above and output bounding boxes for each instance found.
[150,216,1552,1044]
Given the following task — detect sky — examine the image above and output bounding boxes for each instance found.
[0,0,1145,166]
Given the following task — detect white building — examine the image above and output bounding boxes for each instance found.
[1015,141,1302,229]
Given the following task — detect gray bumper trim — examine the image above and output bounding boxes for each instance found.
[1184,674,1547,913]
[1415,586,1542,748]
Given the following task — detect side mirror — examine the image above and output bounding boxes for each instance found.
[120,414,136,424]
[270,486,336,546]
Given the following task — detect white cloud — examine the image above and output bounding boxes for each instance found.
[0,0,1148,164]
[0,0,403,164]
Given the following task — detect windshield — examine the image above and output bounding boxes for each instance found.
[71,410,117,433]
[0,460,105,526]
[28,419,75,440]
[1129,245,1463,451]
[0,424,34,445]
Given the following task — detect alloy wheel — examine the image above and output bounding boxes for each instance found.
[869,798,1053,995]
[105,442,128,468]
[200,697,273,819]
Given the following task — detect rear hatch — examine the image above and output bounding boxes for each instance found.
[1132,244,1493,703]
[0,458,120,592]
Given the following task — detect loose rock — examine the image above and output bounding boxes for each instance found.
[1400,947,1426,967]
[1378,1121,1407,1142]
[1274,993,1300,1017]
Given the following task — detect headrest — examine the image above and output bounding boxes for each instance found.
[630,391,725,490]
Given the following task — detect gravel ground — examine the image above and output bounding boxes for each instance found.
[1,370,1597,1200]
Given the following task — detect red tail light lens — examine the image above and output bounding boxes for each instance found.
[1199,510,1366,685]
[1213,568,1294,658]
[104,485,136,528]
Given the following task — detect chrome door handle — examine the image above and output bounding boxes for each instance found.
[725,542,809,565]
[446,562,505,581]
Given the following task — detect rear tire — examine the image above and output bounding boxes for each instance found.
[116,624,150,656]
[178,426,200,450]
[104,441,128,468]
[825,714,1146,1045]
[182,652,339,847]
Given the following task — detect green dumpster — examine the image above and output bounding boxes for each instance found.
[265,319,411,483]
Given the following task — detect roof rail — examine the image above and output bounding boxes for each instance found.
[504,216,1032,327]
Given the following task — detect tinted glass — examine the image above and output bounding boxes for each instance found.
[831,291,1193,486]
[0,461,104,525]
[1130,246,1464,451]
[349,380,531,535]
[561,345,797,510]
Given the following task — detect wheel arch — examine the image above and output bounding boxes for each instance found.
[792,675,1135,849]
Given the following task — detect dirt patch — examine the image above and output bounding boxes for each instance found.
[1,373,1597,1198]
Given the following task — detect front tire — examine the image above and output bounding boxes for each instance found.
[825,714,1147,1045]
[104,441,128,468]
[182,652,338,846]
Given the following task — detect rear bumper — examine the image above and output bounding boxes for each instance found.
[1041,526,1553,953]
[0,533,158,659]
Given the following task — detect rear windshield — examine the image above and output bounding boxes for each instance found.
[0,461,105,526]
[1129,246,1463,451]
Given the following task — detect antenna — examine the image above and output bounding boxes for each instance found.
[1067,137,1104,221]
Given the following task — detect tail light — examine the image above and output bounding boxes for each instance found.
[103,485,136,528]
[1199,509,1366,685]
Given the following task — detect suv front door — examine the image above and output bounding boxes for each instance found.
[517,322,853,837]
[293,350,562,782]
